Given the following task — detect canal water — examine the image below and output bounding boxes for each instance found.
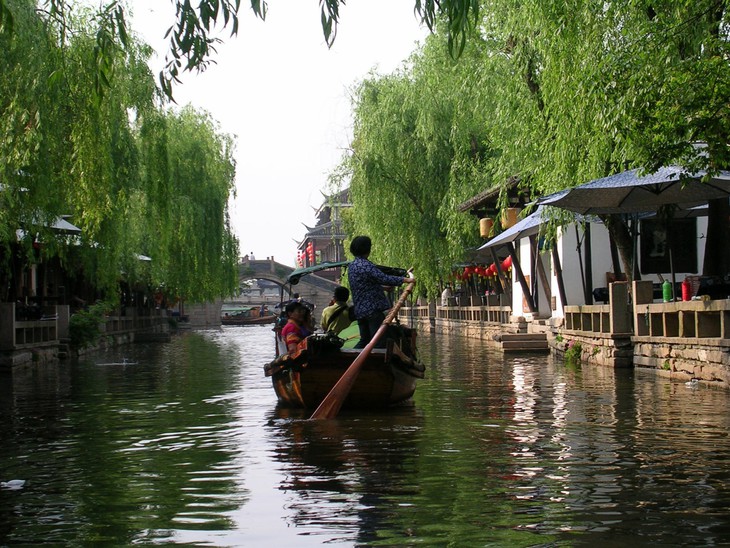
[1,325,729,546]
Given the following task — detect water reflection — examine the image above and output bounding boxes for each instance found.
[265,406,424,545]
[1,326,730,545]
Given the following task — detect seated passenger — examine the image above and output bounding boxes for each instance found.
[301,305,314,338]
[320,286,353,335]
[281,302,307,354]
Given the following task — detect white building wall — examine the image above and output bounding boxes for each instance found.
[511,240,530,318]
[510,237,553,320]
[550,216,710,319]
[553,226,584,315]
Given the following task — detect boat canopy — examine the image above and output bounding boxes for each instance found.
[286,261,351,285]
[286,261,408,285]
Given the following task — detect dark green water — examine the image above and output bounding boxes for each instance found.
[1,325,729,546]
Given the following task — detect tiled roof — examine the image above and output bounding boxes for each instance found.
[457,176,522,212]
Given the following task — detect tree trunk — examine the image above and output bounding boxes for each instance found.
[602,215,638,283]
[702,198,730,276]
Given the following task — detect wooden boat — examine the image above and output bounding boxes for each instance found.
[221,308,277,325]
[264,326,425,409]
[262,261,425,410]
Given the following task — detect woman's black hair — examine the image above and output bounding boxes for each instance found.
[285,301,304,315]
[349,235,372,257]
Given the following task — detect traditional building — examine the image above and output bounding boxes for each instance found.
[296,188,351,282]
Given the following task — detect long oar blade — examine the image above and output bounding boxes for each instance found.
[309,280,415,420]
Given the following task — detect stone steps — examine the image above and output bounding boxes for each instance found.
[58,339,71,360]
[500,333,549,352]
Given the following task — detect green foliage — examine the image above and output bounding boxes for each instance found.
[69,300,114,349]
[2,1,481,99]
[137,106,240,302]
[1,3,239,305]
[564,341,582,366]
[338,0,730,290]
[339,30,503,297]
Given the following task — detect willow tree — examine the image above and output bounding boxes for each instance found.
[472,0,730,278]
[0,0,149,295]
[1,1,238,303]
[342,0,729,290]
[597,0,730,275]
[136,106,239,303]
[1,0,482,98]
[341,28,495,296]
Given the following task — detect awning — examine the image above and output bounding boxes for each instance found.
[16,216,82,240]
[286,261,351,285]
[49,217,82,234]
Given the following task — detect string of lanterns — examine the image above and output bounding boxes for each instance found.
[450,256,512,281]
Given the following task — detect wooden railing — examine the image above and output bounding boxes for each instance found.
[437,305,512,324]
[0,303,61,350]
[563,304,611,335]
[102,310,168,334]
[398,303,512,325]
[396,282,730,343]
[399,305,430,319]
[634,299,730,339]
[1,303,169,351]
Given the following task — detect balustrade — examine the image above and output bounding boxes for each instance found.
[0,303,60,350]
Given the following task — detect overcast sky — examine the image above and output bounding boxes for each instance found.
[130,0,427,266]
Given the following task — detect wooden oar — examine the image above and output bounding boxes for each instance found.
[310,278,416,420]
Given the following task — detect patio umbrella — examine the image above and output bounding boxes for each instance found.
[538,166,730,215]
[538,165,730,298]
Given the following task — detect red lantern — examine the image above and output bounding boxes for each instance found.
[501,256,512,271]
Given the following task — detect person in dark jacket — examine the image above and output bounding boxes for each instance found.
[347,235,415,348]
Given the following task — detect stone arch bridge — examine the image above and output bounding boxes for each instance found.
[237,259,341,316]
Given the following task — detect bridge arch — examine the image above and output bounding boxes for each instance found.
[235,259,341,315]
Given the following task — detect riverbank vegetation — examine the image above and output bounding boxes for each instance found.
[336,1,729,297]
[0,0,239,304]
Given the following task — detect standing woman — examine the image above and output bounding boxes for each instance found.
[347,236,415,349]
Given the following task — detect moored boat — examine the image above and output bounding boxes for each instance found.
[221,307,276,325]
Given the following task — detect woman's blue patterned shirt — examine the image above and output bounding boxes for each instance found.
[348,257,404,320]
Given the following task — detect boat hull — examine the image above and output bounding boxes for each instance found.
[265,328,425,410]
[221,314,277,326]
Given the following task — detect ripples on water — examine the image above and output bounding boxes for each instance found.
[1,325,729,546]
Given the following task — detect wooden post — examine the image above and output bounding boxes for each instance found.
[506,242,536,313]
[530,236,552,304]
[609,282,631,334]
[584,223,593,303]
[490,248,509,300]
[551,245,568,310]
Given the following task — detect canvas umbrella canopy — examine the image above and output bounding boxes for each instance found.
[538,166,730,298]
[537,166,730,215]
